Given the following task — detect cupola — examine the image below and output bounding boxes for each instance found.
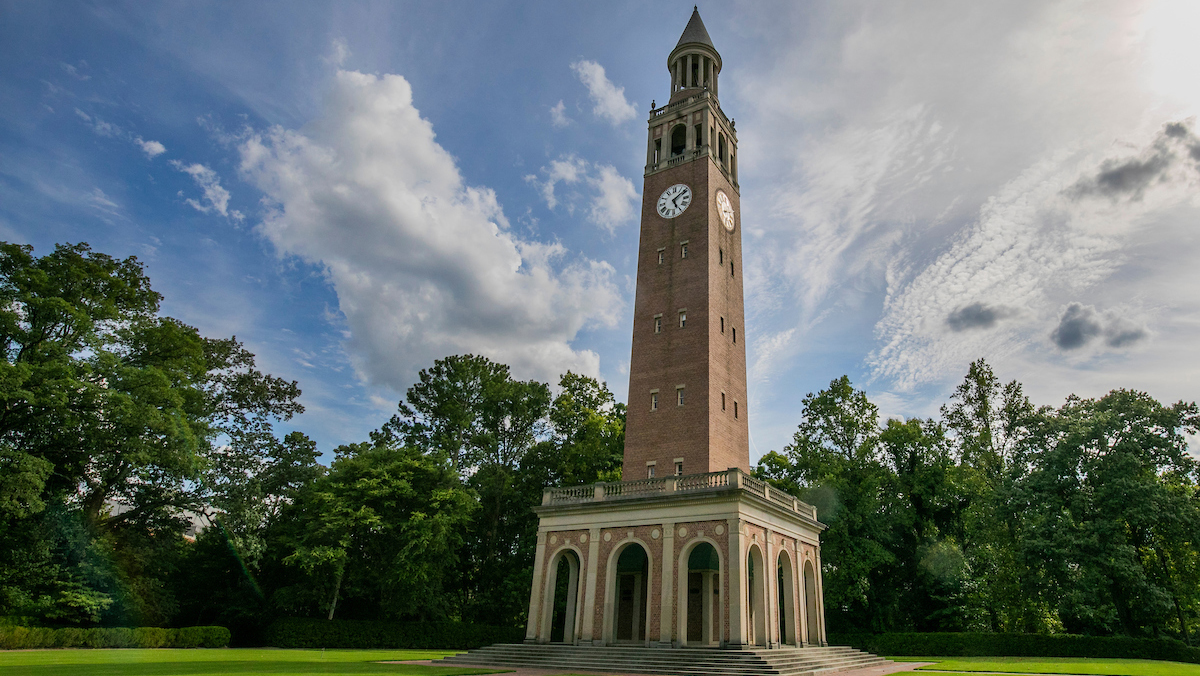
[667,7,721,102]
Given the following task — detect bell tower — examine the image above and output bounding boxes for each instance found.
[623,7,748,479]
[517,9,831,654]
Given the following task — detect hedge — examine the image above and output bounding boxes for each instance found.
[265,618,524,650]
[0,625,230,650]
[830,632,1200,663]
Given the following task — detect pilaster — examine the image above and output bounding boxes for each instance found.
[658,520,676,646]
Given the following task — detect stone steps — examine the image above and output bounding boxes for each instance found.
[435,643,888,675]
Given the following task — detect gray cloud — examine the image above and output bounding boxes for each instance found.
[1070,121,1200,201]
[1050,303,1103,349]
[946,302,1013,332]
[1050,303,1147,351]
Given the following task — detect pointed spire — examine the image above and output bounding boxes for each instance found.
[675,6,715,50]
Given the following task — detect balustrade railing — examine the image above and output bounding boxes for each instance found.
[541,467,817,521]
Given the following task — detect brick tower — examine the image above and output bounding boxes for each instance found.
[623,7,749,480]
[511,9,832,655]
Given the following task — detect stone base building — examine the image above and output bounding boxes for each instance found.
[525,468,827,648]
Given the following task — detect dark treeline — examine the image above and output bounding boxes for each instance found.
[1,241,1196,645]
[758,366,1200,642]
[0,242,624,640]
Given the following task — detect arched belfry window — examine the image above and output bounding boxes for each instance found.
[671,125,687,157]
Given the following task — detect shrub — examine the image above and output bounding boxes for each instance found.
[0,625,230,650]
[264,618,524,650]
[829,632,1200,664]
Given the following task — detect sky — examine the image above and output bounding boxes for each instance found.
[3,0,1199,462]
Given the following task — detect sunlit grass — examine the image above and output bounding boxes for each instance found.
[0,648,506,676]
[891,655,1200,676]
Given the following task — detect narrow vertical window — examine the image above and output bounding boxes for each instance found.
[657,248,665,265]
[648,463,656,478]
[654,315,662,334]
[734,401,738,418]
[719,248,723,265]
[651,391,659,411]
[677,386,685,406]
[694,124,702,148]
[720,317,725,333]
[679,311,686,329]
[732,327,736,343]
[681,243,688,259]
[731,261,735,277]
[654,139,661,164]
[675,460,684,476]
[721,392,726,410]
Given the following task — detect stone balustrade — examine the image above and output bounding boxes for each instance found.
[541,467,819,521]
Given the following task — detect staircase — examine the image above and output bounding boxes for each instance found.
[435,643,889,675]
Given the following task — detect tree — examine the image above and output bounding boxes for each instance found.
[757,376,895,631]
[278,442,476,621]
[1027,389,1200,638]
[0,242,304,626]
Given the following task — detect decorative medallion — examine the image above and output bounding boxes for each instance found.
[549,535,557,545]
[579,533,588,544]
[603,532,612,542]
[715,524,725,535]
[651,528,661,540]
[678,527,688,538]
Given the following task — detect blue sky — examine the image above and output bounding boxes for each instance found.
[4,0,1200,461]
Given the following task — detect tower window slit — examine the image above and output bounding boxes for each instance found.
[734,401,738,418]
[654,139,661,164]
[694,124,702,149]
[679,311,686,329]
[681,243,688,259]
[677,386,685,406]
[719,248,723,265]
[658,248,665,265]
[721,392,726,410]
[733,327,736,343]
[720,317,724,333]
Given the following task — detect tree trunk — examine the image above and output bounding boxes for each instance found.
[327,565,344,621]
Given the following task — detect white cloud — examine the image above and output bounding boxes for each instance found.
[325,38,350,66]
[587,164,637,233]
[171,160,242,220]
[74,108,167,160]
[549,100,570,128]
[238,69,622,389]
[570,60,637,126]
[136,137,166,158]
[526,155,638,232]
[739,0,1200,399]
[525,154,586,210]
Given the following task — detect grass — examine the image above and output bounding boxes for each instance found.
[890,655,1200,676]
[0,648,508,676]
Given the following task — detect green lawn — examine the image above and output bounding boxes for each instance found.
[891,655,1200,676]
[0,649,507,676]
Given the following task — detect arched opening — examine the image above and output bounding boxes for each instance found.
[549,550,581,643]
[747,545,767,647]
[682,542,721,646]
[541,549,581,643]
[718,134,726,165]
[612,543,650,644]
[777,550,797,646]
[803,559,820,645]
[670,125,686,157]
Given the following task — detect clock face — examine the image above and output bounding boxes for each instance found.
[657,184,692,219]
[716,190,735,231]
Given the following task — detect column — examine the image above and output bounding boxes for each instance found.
[727,518,746,647]
[658,521,676,647]
[525,531,548,643]
[564,556,580,643]
[580,527,601,644]
[765,532,776,648]
[816,549,828,646]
